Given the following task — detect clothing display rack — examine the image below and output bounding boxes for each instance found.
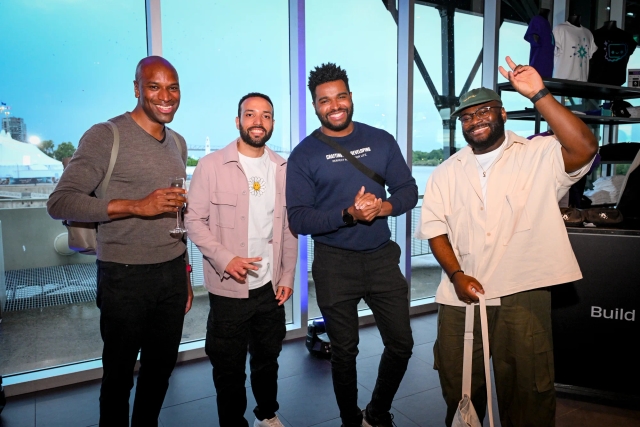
[498,78,640,400]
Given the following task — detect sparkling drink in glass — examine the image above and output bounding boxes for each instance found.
[169,177,187,234]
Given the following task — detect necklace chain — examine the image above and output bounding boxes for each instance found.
[475,155,498,178]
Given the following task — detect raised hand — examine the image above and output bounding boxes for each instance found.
[498,56,545,99]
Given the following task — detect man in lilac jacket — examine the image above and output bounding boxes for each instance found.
[184,93,298,427]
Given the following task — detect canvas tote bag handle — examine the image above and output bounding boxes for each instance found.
[462,293,495,427]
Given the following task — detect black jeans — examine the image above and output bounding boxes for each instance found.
[313,241,414,427]
[96,254,187,427]
[205,283,286,427]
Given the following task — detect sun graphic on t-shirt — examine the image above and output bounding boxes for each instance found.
[248,176,266,196]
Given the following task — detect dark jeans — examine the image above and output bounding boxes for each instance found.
[96,254,187,427]
[205,282,286,427]
[434,289,555,427]
[313,241,414,427]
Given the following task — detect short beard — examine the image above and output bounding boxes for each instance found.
[316,103,355,132]
[239,125,273,148]
[462,115,505,152]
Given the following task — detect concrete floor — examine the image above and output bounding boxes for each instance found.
[2,312,639,427]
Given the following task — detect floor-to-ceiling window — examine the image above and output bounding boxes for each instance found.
[410,2,485,303]
[304,0,399,318]
[161,0,293,329]
[0,0,536,387]
[0,0,147,376]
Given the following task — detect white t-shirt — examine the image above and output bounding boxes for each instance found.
[473,139,506,306]
[238,151,276,290]
[553,22,597,81]
[474,139,506,207]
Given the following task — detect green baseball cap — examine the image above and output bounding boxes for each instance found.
[451,87,502,117]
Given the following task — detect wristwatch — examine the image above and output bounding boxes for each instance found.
[342,208,357,226]
[530,87,550,104]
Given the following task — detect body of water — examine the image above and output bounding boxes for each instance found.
[412,165,436,200]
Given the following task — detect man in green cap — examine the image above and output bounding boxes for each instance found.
[416,56,598,426]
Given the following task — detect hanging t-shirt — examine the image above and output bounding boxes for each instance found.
[524,15,555,78]
[552,22,597,81]
[238,151,276,290]
[588,25,638,86]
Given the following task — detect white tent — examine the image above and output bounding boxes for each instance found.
[0,130,63,184]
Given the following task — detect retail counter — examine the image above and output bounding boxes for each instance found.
[552,227,640,397]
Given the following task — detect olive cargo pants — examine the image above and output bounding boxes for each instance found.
[434,289,556,427]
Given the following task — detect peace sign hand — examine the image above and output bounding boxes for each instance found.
[498,56,545,99]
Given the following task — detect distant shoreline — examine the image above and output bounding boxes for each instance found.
[413,160,442,166]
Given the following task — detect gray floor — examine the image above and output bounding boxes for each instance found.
[2,312,640,427]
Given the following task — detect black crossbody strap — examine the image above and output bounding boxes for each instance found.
[312,130,385,187]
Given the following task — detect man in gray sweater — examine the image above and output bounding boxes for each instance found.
[47,56,192,427]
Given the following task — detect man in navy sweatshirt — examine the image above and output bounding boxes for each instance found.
[286,63,418,427]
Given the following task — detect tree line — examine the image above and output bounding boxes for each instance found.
[37,140,76,161]
[413,148,443,166]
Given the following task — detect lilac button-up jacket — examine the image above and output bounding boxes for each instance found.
[185,139,298,299]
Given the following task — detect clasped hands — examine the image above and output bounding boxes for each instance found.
[348,186,383,222]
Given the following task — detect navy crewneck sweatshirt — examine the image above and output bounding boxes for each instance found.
[286,122,417,252]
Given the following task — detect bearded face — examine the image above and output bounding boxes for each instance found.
[460,104,506,153]
[236,96,274,148]
[239,123,273,148]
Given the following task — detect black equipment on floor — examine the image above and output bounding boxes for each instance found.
[306,319,331,358]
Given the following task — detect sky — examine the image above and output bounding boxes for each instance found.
[2,0,640,157]
[0,1,146,146]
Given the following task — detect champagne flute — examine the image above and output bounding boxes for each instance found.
[169,177,187,234]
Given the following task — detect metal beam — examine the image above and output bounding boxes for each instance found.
[482,0,500,90]
[460,49,483,96]
[438,4,457,158]
[145,0,162,56]
[386,1,440,110]
[396,0,415,280]
[289,0,308,330]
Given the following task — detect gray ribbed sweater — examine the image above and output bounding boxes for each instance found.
[47,113,187,264]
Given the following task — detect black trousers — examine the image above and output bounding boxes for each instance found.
[313,241,414,427]
[205,283,286,427]
[97,254,187,427]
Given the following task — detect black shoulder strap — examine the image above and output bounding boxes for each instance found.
[312,129,385,187]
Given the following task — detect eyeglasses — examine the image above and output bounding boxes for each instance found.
[458,106,502,125]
